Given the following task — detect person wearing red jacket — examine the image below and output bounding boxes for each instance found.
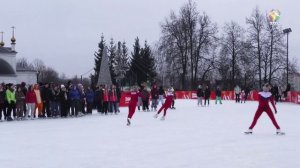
[127,86,140,126]
[25,85,37,120]
[154,88,174,120]
[150,84,159,111]
[102,85,109,115]
[245,84,285,135]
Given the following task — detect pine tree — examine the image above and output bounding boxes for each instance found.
[128,38,157,85]
[128,37,142,85]
[140,41,157,83]
[93,34,105,85]
[115,41,129,86]
[108,38,117,84]
[121,41,130,83]
[114,41,122,84]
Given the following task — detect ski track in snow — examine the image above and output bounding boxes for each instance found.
[0,100,299,168]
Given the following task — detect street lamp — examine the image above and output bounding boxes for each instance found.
[283,28,292,86]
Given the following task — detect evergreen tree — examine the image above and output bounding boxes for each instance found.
[128,37,142,85]
[128,38,157,85]
[108,38,117,84]
[121,41,130,84]
[115,41,130,86]
[114,41,122,83]
[93,34,105,85]
[140,41,157,83]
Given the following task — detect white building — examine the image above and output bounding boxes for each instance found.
[0,30,37,85]
[289,72,300,91]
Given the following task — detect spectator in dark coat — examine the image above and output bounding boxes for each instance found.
[272,85,279,102]
[141,88,150,111]
[0,84,6,121]
[15,86,25,119]
[51,85,61,117]
[204,85,211,106]
[151,84,159,111]
[60,85,69,117]
[196,85,204,106]
[215,86,222,105]
[94,85,104,113]
[68,85,81,117]
[41,83,53,117]
[244,87,250,102]
[20,82,28,117]
[85,87,94,114]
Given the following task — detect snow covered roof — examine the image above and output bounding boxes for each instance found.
[0,46,17,54]
[16,66,36,72]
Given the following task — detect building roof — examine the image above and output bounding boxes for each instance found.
[16,67,37,72]
[0,47,17,54]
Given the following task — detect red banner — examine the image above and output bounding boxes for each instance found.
[119,91,300,107]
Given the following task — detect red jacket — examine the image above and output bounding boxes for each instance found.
[164,92,174,106]
[129,91,139,104]
[103,89,109,102]
[25,91,37,103]
[258,91,277,111]
[109,89,117,102]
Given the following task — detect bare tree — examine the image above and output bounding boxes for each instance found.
[192,13,218,88]
[220,21,245,88]
[16,57,34,69]
[246,7,265,88]
[159,0,218,89]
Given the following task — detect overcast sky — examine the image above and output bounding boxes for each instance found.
[0,0,299,78]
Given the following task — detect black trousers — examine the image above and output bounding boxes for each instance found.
[142,100,149,111]
[81,100,86,113]
[60,102,69,117]
[86,102,93,114]
[103,101,108,114]
[43,100,50,117]
[70,100,80,116]
[109,101,117,113]
[171,100,175,108]
[7,102,16,119]
[97,100,103,112]
[0,103,6,120]
[204,98,209,106]
[235,94,240,103]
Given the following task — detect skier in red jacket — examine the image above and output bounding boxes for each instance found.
[154,88,174,120]
[245,84,284,135]
[127,86,140,126]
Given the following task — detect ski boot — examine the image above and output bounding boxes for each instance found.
[160,116,165,121]
[276,129,285,135]
[127,118,131,126]
[154,114,158,118]
[244,129,253,135]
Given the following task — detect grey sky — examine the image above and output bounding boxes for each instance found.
[1,0,299,78]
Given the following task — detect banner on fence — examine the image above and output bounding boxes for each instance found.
[119,91,298,107]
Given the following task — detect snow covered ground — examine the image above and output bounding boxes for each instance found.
[1,100,300,168]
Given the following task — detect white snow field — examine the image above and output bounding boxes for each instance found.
[0,100,300,168]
